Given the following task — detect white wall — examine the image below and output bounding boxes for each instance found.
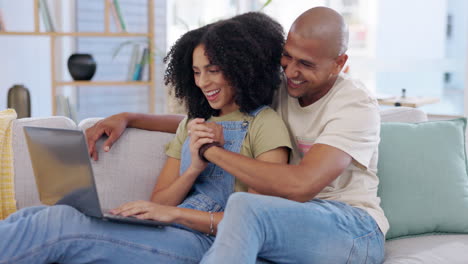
[376,0,447,98]
[0,0,51,117]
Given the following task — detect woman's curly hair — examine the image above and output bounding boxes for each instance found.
[164,12,285,119]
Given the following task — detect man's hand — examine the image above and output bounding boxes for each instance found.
[188,118,224,145]
[204,122,224,146]
[85,113,129,161]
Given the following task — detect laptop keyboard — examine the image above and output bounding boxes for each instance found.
[102,213,166,227]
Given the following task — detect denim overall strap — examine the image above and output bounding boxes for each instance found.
[178,106,268,213]
[249,105,268,117]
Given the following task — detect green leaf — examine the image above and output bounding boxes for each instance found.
[260,0,273,11]
[112,40,148,59]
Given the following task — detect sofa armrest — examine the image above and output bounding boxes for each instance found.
[380,107,428,123]
[13,117,77,209]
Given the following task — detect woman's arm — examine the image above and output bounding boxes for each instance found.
[150,118,213,206]
[149,157,201,206]
[111,146,289,235]
[110,200,223,235]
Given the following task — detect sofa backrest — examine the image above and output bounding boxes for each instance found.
[79,118,175,210]
[12,117,175,209]
[380,107,427,123]
[12,107,427,209]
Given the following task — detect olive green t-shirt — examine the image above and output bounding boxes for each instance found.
[165,107,292,192]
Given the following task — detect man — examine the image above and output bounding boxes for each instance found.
[86,7,387,263]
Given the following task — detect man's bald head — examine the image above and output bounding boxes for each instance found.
[289,7,348,58]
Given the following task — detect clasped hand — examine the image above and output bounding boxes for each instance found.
[187,118,224,172]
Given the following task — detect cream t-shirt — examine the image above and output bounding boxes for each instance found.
[276,73,389,235]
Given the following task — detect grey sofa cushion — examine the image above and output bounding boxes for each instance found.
[384,234,468,263]
[78,118,175,210]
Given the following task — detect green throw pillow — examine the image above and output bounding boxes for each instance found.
[378,118,468,240]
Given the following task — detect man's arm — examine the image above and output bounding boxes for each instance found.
[203,143,352,202]
[85,112,185,161]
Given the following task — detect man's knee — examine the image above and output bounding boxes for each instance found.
[225,192,259,214]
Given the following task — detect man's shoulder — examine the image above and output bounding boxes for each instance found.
[335,74,373,96]
[331,74,378,107]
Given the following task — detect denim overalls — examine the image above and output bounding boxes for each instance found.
[177,106,267,214]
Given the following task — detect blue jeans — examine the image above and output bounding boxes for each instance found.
[0,205,213,264]
[201,192,385,264]
[0,107,270,263]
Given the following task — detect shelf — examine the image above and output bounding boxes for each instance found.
[55,81,152,86]
[378,96,440,108]
[3,0,156,115]
[0,31,151,37]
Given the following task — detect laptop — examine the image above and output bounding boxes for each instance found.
[23,126,168,227]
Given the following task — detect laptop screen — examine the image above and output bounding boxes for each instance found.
[23,126,103,218]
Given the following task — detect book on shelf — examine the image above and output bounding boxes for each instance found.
[39,0,55,32]
[140,55,150,81]
[108,0,123,32]
[132,47,149,81]
[112,0,127,32]
[127,44,149,81]
[127,44,141,80]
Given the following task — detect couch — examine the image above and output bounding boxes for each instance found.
[9,107,468,263]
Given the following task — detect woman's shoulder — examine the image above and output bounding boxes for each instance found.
[175,116,191,137]
[249,106,287,131]
[246,106,292,157]
[253,106,283,122]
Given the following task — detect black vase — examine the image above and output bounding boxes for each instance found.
[67,53,97,81]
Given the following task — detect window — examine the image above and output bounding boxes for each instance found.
[166,0,238,48]
[262,0,467,116]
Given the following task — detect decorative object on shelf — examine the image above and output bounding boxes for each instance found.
[0,8,6,32]
[67,53,97,81]
[7,84,31,118]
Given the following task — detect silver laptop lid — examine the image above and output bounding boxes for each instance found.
[23,126,103,218]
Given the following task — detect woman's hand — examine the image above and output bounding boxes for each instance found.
[109,200,179,223]
[187,119,214,172]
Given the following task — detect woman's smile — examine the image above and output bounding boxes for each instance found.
[204,88,221,101]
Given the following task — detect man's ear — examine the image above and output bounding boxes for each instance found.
[334,54,348,74]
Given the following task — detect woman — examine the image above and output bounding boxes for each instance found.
[0,13,291,264]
